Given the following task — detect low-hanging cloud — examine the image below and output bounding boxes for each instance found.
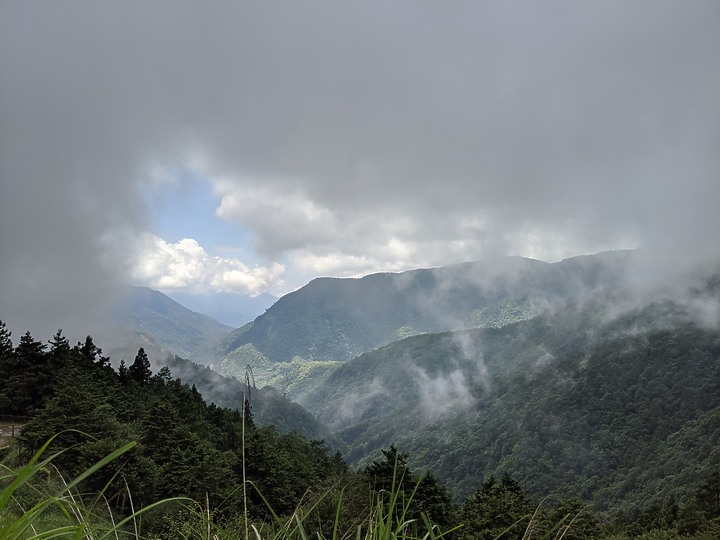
[1,1,719,338]
[413,367,477,422]
[412,332,490,421]
[334,376,390,426]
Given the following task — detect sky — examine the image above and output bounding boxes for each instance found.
[1,1,719,339]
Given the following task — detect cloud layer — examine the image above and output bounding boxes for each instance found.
[134,235,285,295]
[1,1,718,337]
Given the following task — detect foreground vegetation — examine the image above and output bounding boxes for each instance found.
[1,320,720,538]
[4,440,720,540]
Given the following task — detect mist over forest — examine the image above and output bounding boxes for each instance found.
[2,1,719,538]
[3,250,720,538]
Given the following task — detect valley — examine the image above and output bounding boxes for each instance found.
[114,250,720,523]
[5,250,720,538]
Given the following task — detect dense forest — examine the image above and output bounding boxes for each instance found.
[1,319,720,538]
[302,296,720,514]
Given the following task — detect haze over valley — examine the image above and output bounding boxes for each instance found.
[2,2,719,538]
[51,249,720,515]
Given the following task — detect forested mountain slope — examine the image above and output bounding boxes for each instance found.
[302,276,720,518]
[0,319,621,539]
[3,263,720,537]
[154,353,340,446]
[0,322,350,534]
[111,286,231,364]
[218,250,633,367]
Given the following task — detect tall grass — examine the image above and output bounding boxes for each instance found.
[2,436,588,540]
[0,434,180,539]
[245,479,461,540]
[240,448,463,540]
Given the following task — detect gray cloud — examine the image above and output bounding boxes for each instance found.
[1,1,718,338]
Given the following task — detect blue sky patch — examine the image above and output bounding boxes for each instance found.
[143,168,253,260]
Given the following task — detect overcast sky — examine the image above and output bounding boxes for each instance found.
[1,1,719,338]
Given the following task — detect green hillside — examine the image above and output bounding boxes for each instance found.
[156,353,340,446]
[112,286,232,364]
[217,252,634,395]
[215,343,341,404]
[302,285,720,519]
[3,259,720,538]
[0,322,354,537]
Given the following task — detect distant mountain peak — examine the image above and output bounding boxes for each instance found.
[218,250,637,365]
[110,286,232,364]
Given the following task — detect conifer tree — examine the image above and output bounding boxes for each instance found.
[458,473,534,540]
[129,347,152,384]
[16,331,46,359]
[48,329,71,367]
[156,365,173,384]
[363,443,412,493]
[0,320,12,359]
[117,359,129,385]
[0,320,13,412]
[9,331,50,415]
[362,445,457,532]
[77,335,110,367]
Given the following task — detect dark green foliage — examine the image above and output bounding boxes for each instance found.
[243,426,341,518]
[362,444,459,531]
[19,382,138,499]
[78,335,106,366]
[118,358,129,385]
[304,290,720,525]
[459,473,534,540]
[363,444,412,494]
[692,471,720,523]
[3,270,720,540]
[74,335,117,386]
[1,324,350,532]
[676,470,720,536]
[457,476,602,539]
[156,354,339,445]
[0,321,13,411]
[243,397,255,429]
[129,347,152,384]
[0,331,51,415]
[48,328,70,358]
[0,320,12,358]
[19,374,122,459]
[542,498,600,540]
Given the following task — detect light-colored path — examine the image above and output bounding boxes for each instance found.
[0,421,22,447]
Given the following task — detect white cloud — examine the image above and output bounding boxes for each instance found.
[413,366,476,421]
[132,234,285,295]
[288,237,423,277]
[289,252,378,276]
[335,377,390,425]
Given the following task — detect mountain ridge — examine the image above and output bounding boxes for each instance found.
[219,251,635,365]
[302,290,720,516]
[110,285,232,364]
